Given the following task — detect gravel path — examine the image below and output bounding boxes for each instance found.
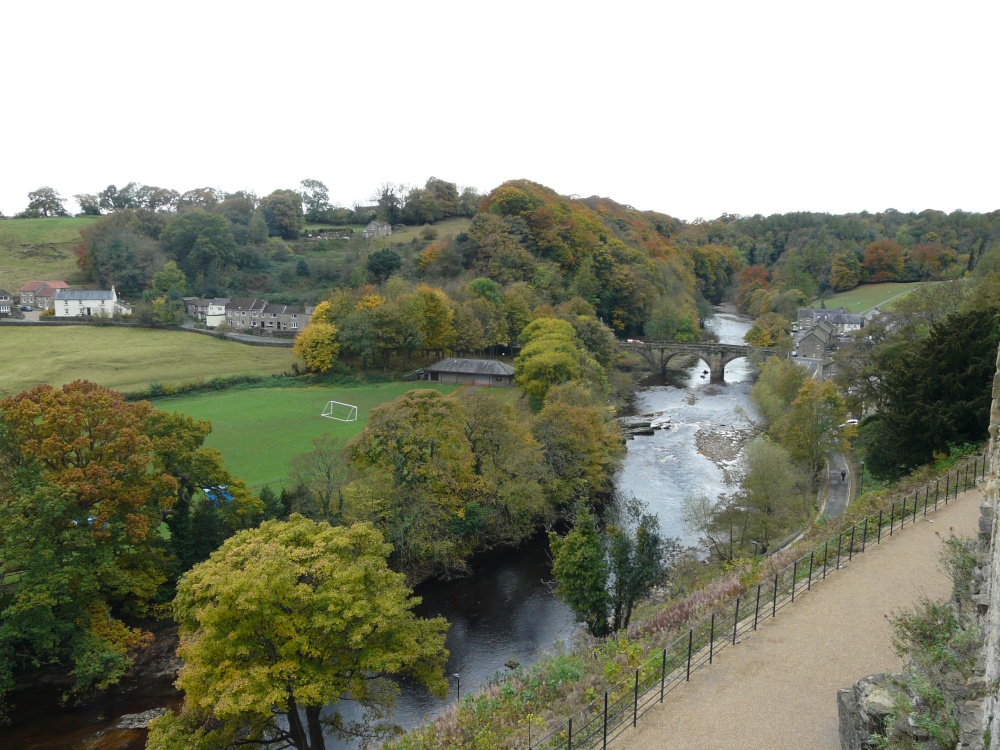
[619,488,984,750]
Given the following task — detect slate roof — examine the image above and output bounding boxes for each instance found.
[55,289,114,301]
[424,358,515,376]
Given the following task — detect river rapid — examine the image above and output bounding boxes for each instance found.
[5,311,754,749]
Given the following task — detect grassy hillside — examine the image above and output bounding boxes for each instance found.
[0,217,96,292]
[814,282,929,314]
[0,326,300,397]
[157,383,459,486]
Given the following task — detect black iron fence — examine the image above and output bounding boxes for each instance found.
[528,453,989,750]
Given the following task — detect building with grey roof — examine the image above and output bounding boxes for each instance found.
[419,358,515,386]
[54,287,131,317]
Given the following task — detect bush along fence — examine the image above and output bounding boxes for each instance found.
[529,453,989,750]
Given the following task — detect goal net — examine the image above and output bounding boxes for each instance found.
[321,400,358,422]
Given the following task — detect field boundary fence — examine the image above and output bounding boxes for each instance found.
[528,453,989,750]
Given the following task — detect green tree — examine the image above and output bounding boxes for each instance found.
[299,179,330,222]
[549,506,609,636]
[146,517,448,750]
[367,247,402,283]
[779,379,848,484]
[606,495,676,632]
[25,186,69,217]
[259,189,303,239]
[160,210,237,287]
[151,260,188,296]
[862,306,1000,478]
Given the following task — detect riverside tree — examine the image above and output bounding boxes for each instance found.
[146,516,449,750]
[549,496,677,636]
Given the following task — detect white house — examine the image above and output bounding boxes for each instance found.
[0,289,11,316]
[54,287,131,318]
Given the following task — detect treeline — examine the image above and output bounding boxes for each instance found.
[63,178,739,341]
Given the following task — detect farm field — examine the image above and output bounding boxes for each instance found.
[815,281,931,314]
[157,383,461,487]
[0,217,96,291]
[0,327,300,397]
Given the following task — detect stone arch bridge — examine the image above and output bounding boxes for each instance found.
[619,340,787,383]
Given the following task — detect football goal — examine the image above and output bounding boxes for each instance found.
[321,400,359,422]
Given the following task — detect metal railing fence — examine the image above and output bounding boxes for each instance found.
[528,452,988,750]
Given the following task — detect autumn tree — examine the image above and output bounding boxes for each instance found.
[828,252,862,291]
[863,239,905,282]
[146,517,448,750]
[0,383,183,700]
[293,321,340,372]
[744,312,792,348]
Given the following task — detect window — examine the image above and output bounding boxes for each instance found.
[266,321,274,327]
[291,314,298,319]
[291,322,298,329]
[271,313,277,318]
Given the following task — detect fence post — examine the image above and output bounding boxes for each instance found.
[603,692,608,750]
[709,613,715,664]
[754,584,761,629]
[935,479,940,510]
[912,492,918,523]
[661,648,667,699]
[890,501,896,536]
[686,630,693,682]
[836,533,843,568]
[848,526,856,561]
[923,487,928,517]
[901,496,906,528]
[733,597,740,644]
[633,671,639,727]
[808,551,814,590]
[569,717,573,750]
[861,517,869,553]
[823,541,829,579]
[945,473,950,504]
[772,573,778,618]
[877,509,883,544]
[965,463,970,491]
[791,561,798,602]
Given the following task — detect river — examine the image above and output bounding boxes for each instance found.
[4,311,754,749]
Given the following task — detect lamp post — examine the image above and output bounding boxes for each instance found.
[452,673,460,704]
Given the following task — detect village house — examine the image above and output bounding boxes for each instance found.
[419,358,515,386]
[20,280,69,310]
[183,297,230,328]
[797,307,863,334]
[362,220,392,239]
[0,289,12,316]
[53,287,131,318]
[797,326,833,359]
[225,298,311,336]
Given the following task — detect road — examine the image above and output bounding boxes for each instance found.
[823,451,852,518]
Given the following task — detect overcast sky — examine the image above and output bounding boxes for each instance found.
[3,0,997,221]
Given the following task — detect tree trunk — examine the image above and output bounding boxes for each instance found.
[286,695,310,750]
[306,704,326,750]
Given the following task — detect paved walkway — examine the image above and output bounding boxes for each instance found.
[823,452,852,519]
[619,487,984,750]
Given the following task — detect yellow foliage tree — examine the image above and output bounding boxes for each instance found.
[293,321,340,373]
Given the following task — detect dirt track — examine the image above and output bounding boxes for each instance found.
[619,488,984,750]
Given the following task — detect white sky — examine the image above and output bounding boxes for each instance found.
[2,0,997,221]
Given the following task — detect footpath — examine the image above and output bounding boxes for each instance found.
[619,487,984,750]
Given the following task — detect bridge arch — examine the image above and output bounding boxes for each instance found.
[619,341,785,384]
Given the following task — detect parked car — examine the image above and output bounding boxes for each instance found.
[20,305,32,312]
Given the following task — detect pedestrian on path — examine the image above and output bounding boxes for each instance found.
[841,470,846,482]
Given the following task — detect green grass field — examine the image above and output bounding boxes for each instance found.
[157,383,460,486]
[815,282,930,314]
[0,327,301,397]
[0,217,97,292]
